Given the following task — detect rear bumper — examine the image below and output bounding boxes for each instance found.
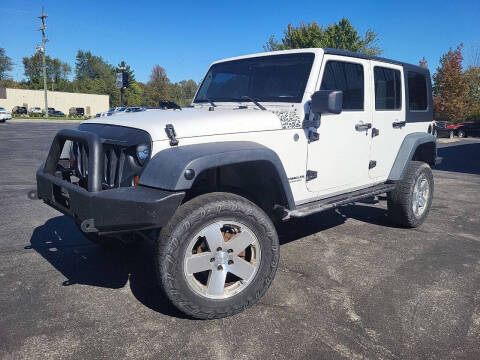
[37,169,184,234]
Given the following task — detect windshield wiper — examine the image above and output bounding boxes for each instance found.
[233,96,266,111]
[206,98,216,107]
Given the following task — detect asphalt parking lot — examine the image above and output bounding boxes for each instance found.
[0,121,479,359]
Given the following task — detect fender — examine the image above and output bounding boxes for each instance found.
[139,141,295,210]
[388,132,437,181]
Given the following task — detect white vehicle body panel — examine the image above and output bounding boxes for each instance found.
[83,48,432,206]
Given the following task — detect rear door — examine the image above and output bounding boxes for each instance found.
[369,61,406,179]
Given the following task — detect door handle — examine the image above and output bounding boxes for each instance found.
[392,120,406,129]
[355,122,372,131]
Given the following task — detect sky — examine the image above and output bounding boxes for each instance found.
[1,0,479,84]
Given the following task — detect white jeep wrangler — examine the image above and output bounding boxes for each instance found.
[37,48,440,319]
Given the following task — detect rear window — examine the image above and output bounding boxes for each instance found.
[408,71,428,111]
[374,67,401,110]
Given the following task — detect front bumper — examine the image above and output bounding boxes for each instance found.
[36,128,185,234]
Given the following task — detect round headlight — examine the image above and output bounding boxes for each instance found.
[136,144,150,165]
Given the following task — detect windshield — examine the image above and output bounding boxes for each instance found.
[194,53,315,103]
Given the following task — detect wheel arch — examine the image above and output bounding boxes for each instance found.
[388,132,437,181]
[139,141,295,211]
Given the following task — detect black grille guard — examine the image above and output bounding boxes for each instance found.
[43,129,103,192]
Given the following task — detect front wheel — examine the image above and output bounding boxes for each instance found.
[387,161,434,228]
[156,192,279,319]
[458,129,467,138]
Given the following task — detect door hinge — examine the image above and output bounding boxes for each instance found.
[306,170,317,181]
[369,160,377,169]
[308,129,319,143]
[371,128,379,137]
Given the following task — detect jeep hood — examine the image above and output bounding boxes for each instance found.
[83,108,288,141]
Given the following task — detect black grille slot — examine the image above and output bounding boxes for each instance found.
[103,145,126,189]
[72,142,90,188]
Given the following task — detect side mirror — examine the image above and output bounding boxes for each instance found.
[311,90,343,115]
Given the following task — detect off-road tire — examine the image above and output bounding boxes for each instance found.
[387,161,434,228]
[156,192,279,319]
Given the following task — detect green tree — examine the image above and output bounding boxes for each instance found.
[419,57,428,68]
[73,50,119,106]
[22,53,71,90]
[464,66,480,121]
[433,44,468,122]
[146,64,171,106]
[0,47,14,80]
[75,50,112,81]
[264,18,381,55]
[170,79,198,106]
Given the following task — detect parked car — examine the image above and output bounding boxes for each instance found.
[29,107,43,114]
[37,48,439,319]
[124,107,145,113]
[106,107,127,116]
[12,106,27,115]
[48,109,65,117]
[69,107,85,116]
[0,107,12,122]
[433,121,456,138]
[457,121,480,138]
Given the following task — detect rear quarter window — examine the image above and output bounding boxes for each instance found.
[408,71,428,111]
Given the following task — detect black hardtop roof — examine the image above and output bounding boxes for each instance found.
[323,48,429,74]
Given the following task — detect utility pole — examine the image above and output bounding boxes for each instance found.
[38,7,48,118]
[120,65,125,107]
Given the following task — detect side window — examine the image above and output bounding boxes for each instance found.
[321,61,364,110]
[408,71,428,110]
[374,67,402,110]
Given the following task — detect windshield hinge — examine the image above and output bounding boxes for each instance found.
[165,124,179,146]
[306,170,317,181]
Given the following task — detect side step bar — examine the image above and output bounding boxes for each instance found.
[283,183,397,220]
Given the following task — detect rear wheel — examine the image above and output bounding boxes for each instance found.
[387,161,434,228]
[458,129,466,138]
[156,192,279,319]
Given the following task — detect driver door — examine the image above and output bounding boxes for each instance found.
[306,55,374,197]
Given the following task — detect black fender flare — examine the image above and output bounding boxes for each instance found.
[388,132,437,181]
[139,141,295,210]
